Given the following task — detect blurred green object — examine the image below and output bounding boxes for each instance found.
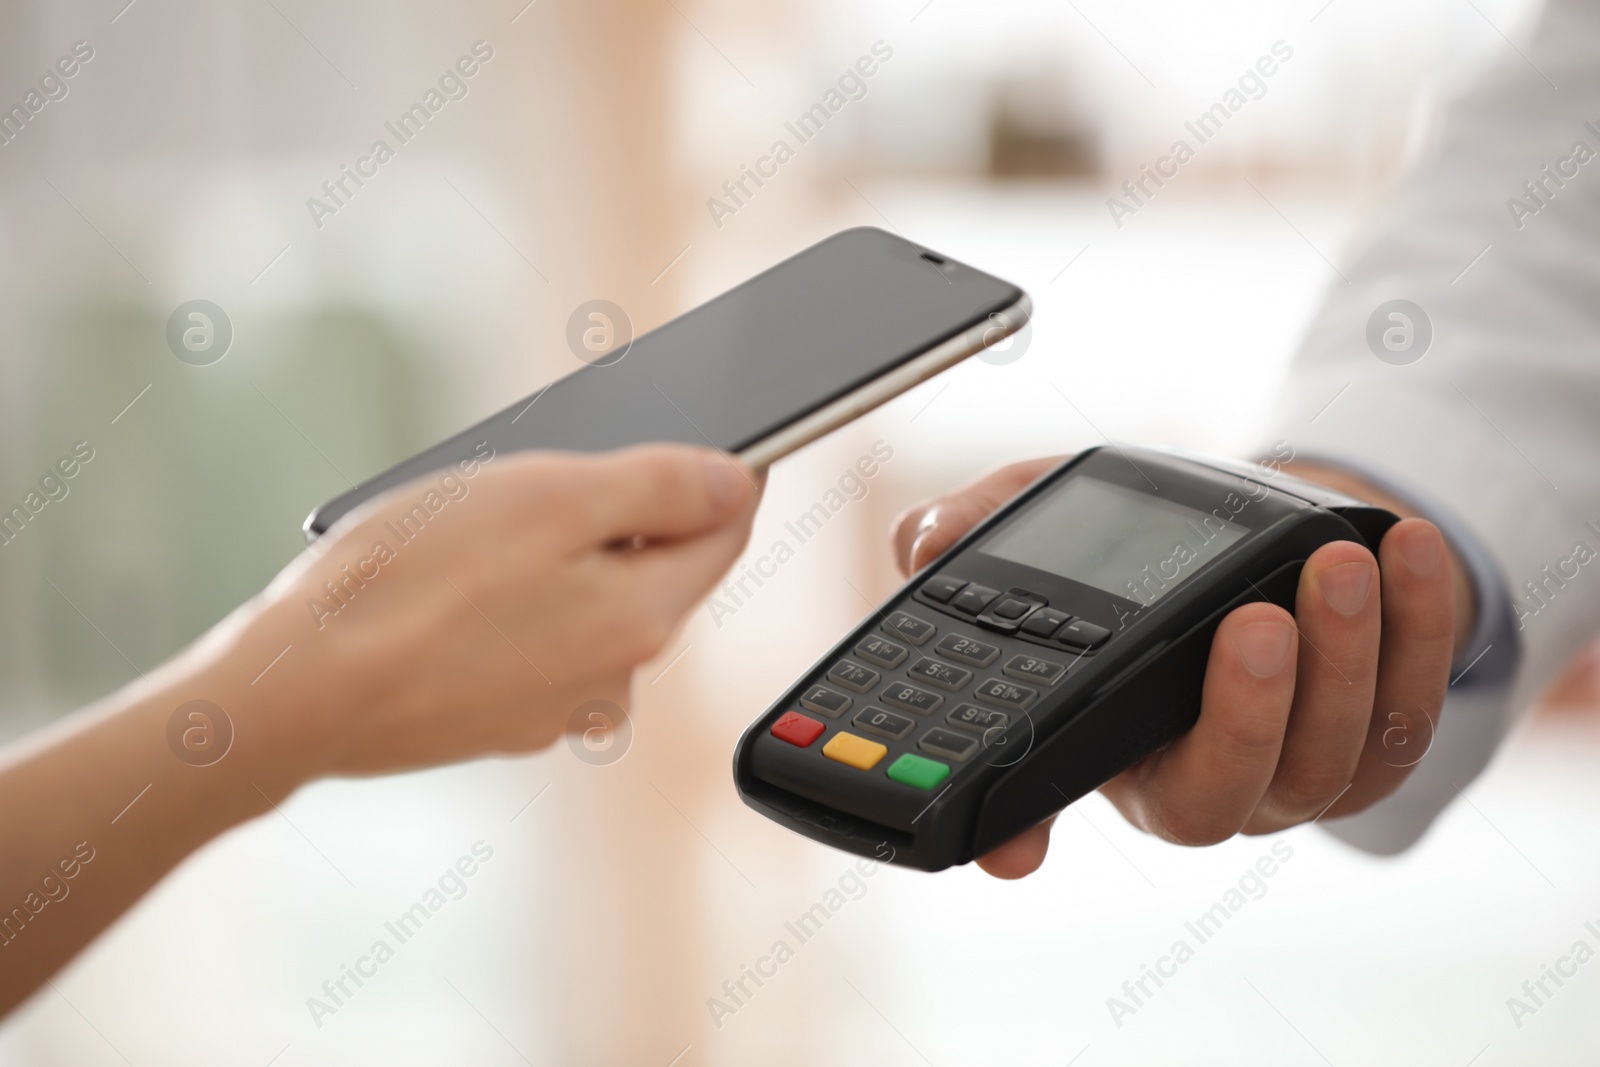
[15,303,434,708]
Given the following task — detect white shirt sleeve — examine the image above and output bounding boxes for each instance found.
[1261,0,1600,851]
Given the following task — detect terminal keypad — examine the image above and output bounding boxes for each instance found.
[781,575,1110,792]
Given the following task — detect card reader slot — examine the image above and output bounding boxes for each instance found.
[739,777,913,862]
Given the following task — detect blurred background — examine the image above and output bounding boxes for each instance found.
[2,0,1596,1063]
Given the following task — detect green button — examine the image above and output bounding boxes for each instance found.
[886,753,950,790]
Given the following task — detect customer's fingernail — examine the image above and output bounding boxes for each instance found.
[1320,561,1373,616]
[704,456,744,511]
[1236,619,1293,677]
[1398,524,1442,577]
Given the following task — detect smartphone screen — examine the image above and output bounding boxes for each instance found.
[307,227,1023,536]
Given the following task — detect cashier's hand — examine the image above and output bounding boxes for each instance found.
[892,456,1473,879]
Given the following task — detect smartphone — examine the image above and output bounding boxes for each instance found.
[303,226,1030,539]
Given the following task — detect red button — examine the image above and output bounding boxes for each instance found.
[771,711,825,748]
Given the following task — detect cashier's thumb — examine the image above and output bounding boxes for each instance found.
[905,500,979,572]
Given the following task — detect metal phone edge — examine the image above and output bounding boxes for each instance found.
[733,293,1032,473]
[302,291,1031,541]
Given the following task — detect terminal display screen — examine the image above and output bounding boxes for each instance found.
[983,477,1248,603]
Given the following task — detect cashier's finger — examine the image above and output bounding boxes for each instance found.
[1102,602,1297,845]
[975,816,1055,879]
[891,457,1060,576]
[1243,540,1379,832]
[1329,519,1457,815]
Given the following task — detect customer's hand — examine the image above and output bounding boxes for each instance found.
[891,456,1472,878]
[0,442,758,1016]
[230,443,760,787]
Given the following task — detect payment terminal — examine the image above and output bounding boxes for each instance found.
[733,446,1398,871]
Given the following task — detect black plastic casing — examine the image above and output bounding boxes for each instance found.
[733,446,1399,872]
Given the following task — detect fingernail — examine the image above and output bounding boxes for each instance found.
[1397,524,1442,577]
[909,529,933,569]
[1320,561,1373,616]
[1236,619,1293,677]
[703,456,744,511]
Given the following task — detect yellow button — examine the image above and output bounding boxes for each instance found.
[822,732,888,771]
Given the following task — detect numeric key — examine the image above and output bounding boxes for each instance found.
[1002,654,1066,685]
[826,660,880,694]
[852,706,916,741]
[907,657,973,692]
[947,703,1009,734]
[935,633,999,668]
[854,635,908,669]
[883,611,936,645]
[880,681,944,715]
[973,677,1037,711]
